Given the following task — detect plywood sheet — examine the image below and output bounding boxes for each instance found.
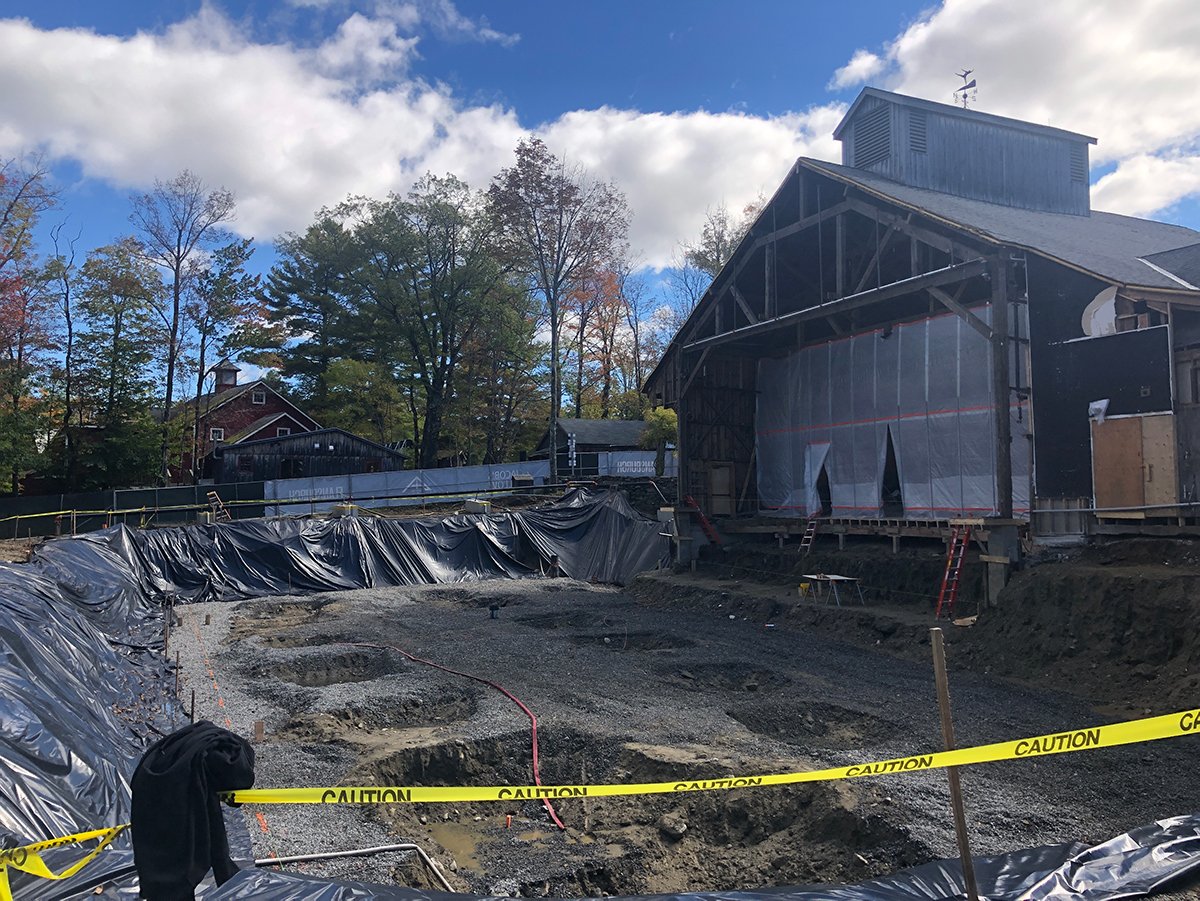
[1140,414,1178,507]
[709,464,734,516]
[1091,418,1144,509]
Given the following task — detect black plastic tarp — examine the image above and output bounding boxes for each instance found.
[87,487,669,603]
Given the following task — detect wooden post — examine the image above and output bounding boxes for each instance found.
[189,689,196,724]
[174,651,180,697]
[930,628,980,901]
[835,213,846,299]
[254,720,265,742]
[990,257,1013,518]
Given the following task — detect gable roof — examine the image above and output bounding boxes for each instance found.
[1143,242,1200,290]
[225,412,300,444]
[172,380,320,430]
[215,427,407,459]
[799,158,1200,291]
[538,418,647,450]
[832,87,1097,145]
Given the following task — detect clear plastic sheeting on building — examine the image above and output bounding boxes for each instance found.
[757,308,1030,519]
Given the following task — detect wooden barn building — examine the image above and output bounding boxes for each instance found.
[208,427,407,483]
[645,87,1200,546]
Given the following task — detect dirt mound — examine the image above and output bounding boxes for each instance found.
[973,554,1200,710]
[228,597,345,643]
[276,694,476,743]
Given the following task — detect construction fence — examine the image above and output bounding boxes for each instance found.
[0,451,678,538]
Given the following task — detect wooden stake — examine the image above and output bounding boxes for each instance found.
[254,720,265,742]
[189,689,196,723]
[174,651,180,697]
[930,627,979,901]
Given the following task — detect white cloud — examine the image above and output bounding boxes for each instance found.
[315,12,419,83]
[0,8,840,267]
[1092,155,1200,218]
[417,0,518,46]
[828,49,884,90]
[541,106,842,265]
[836,0,1200,219]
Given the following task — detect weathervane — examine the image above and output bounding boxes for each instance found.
[953,69,977,108]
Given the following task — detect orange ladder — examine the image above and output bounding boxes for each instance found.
[683,495,722,545]
[935,524,971,618]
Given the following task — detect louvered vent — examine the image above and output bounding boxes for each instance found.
[909,110,927,152]
[1069,143,1088,183]
[852,105,891,169]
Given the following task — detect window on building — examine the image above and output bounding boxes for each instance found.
[251,390,267,405]
[237,454,253,474]
[277,427,291,437]
[209,427,225,442]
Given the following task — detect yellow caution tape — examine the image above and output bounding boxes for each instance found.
[226,707,1200,805]
[0,824,127,901]
[5,709,1199,895]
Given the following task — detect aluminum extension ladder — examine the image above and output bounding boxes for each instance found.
[206,491,232,523]
[799,516,820,556]
[935,524,971,618]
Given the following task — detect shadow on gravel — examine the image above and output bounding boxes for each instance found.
[728,699,899,749]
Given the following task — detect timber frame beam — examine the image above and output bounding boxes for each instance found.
[684,257,989,352]
[928,284,993,341]
[843,196,988,262]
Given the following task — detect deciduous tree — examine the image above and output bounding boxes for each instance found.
[130,170,234,482]
[488,138,628,482]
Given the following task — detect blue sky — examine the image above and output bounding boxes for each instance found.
[3,0,1199,282]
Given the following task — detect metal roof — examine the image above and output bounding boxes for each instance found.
[1143,242,1200,290]
[535,418,647,452]
[800,158,1200,290]
[832,87,1097,145]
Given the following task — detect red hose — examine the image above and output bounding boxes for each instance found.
[350,641,566,830]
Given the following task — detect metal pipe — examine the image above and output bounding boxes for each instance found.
[255,842,454,892]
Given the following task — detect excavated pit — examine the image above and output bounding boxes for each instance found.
[728,700,899,749]
[663,662,790,694]
[567,630,694,651]
[258,648,407,687]
[362,730,927,896]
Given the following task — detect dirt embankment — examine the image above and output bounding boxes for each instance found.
[634,537,1200,713]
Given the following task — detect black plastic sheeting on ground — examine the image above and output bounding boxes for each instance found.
[209,813,1200,900]
[0,526,171,899]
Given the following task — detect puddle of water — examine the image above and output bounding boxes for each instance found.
[516,829,554,843]
[427,821,484,871]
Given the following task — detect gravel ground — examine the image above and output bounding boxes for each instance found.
[172,576,1200,896]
